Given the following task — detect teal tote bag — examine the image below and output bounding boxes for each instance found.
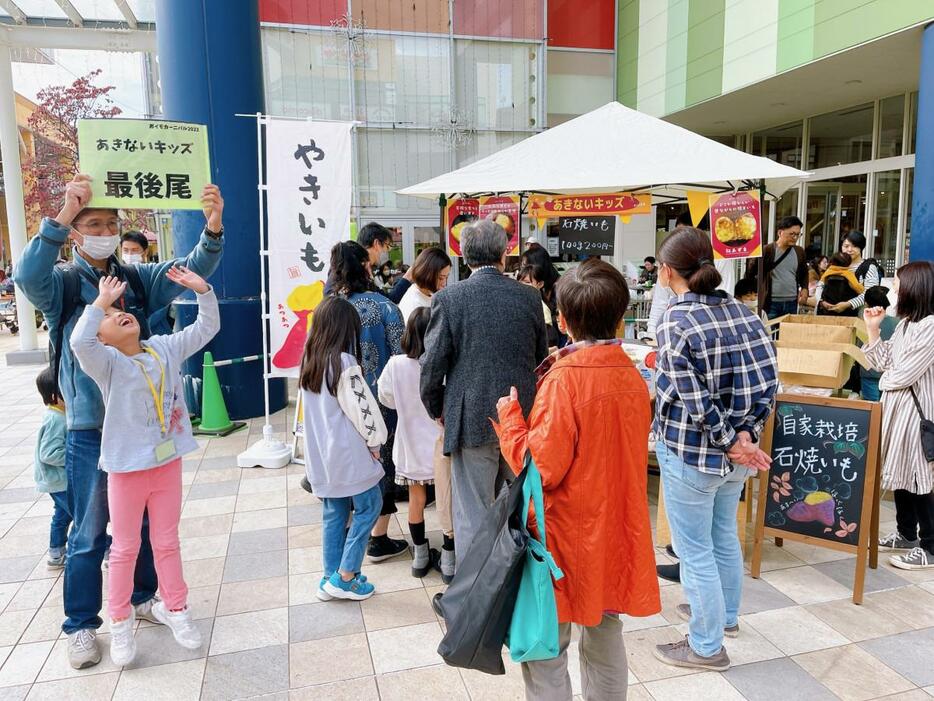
[507,454,564,663]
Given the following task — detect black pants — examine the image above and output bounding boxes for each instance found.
[894,489,934,554]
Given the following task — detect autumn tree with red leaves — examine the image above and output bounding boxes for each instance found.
[22,69,121,221]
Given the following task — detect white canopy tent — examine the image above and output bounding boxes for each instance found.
[398,101,809,203]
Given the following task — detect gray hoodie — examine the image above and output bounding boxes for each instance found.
[301,353,387,499]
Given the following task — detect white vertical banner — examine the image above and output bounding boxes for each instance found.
[265,119,353,378]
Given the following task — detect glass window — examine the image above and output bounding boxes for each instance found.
[262,28,351,120]
[126,0,155,22]
[878,95,906,159]
[546,50,614,126]
[415,226,444,256]
[908,91,919,155]
[453,0,544,40]
[456,130,529,167]
[454,40,540,131]
[807,104,873,169]
[353,34,450,127]
[751,121,802,169]
[804,175,867,256]
[352,0,449,34]
[763,187,799,242]
[356,128,450,212]
[872,170,900,271]
[69,0,125,21]
[7,0,65,18]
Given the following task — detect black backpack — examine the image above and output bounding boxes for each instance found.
[49,263,149,397]
[855,258,883,286]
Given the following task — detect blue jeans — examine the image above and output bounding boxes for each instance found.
[657,442,750,657]
[861,376,881,401]
[63,429,158,634]
[766,298,798,319]
[49,490,72,551]
[321,483,383,576]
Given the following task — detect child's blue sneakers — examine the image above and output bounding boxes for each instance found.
[323,572,375,600]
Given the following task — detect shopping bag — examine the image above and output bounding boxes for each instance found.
[434,466,529,675]
[508,455,564,663]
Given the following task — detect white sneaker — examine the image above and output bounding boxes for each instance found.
[151,601,202,649]
[67,628,101,670]
[134,596,163,625]
[109,612,137,666]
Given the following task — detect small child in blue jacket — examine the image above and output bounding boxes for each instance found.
[34,366,71,568]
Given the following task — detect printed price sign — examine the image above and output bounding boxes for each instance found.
[77,118,211,210]
[557,216,615,256]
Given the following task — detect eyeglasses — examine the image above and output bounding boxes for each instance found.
[76,219,121,235]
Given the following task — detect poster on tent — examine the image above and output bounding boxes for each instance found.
[446,196,520,257]
[77,118,211,210]
[265,118,353,378]
[527,192,651,227]
[709,190,762,260]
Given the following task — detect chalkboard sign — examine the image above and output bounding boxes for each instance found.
[752,394,881,604]
[557,216,615,256]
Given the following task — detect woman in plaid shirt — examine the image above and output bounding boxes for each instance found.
[652,227,779,673]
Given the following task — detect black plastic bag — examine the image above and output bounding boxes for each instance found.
[434,466,529,675]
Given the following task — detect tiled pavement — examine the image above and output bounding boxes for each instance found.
[2,331,934,700]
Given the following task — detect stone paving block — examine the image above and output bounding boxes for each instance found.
[201,644,289,701]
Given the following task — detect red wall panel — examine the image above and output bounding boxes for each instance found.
[259,0,345,26]
[453,0,544,40]
[548,0,615,50]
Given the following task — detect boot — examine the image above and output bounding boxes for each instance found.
[440,547,455,585]
[412,542,440,578]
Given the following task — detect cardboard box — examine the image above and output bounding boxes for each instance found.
[767,315,870,389]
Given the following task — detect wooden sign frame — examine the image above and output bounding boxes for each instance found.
[751,394,882,604]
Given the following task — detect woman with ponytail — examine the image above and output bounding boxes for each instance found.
[652,227,779,673]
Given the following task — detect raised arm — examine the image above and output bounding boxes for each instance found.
[13,173,92,314]
[158,267,220,361]
[69,276,122,384]
[139,185,225,310]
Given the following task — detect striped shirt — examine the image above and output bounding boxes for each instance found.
[864,316,934,493]
[654,292,779,475]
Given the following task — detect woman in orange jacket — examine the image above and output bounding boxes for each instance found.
[495,258,660,701]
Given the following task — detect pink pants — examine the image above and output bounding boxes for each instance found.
[107,458,187,620]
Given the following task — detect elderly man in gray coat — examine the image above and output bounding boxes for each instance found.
[420,218,548,551]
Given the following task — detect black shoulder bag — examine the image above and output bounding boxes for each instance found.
[908,386,934,462]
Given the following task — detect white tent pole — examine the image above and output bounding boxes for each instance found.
[0,43,38,352]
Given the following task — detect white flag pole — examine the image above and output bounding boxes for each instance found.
[237,112,293,469]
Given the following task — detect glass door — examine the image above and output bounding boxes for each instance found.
[804,184,839,256]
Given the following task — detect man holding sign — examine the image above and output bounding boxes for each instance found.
[14,173,224,669]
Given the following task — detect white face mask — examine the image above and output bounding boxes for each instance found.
[78,234,119,261]
[377,249,390,265]
[123,253,143,265]
[743,300,758,312]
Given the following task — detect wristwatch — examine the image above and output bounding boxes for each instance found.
[205,225,224,239]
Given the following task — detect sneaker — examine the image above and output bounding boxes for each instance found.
[299,476,313,494]
[665,543,678,559]
[657,563,681,583]
[151,601,202,649]
[67,628,101,670]
[440,547,456,585]
[654,636,731,671]
[890,547,934,570]
[316,575,334,602]
[134,596,164,625]
[323,572,375,601]
[411,542,441,578]
[367,536,409,563]
[676,603,739,638]
[47,547,66,570]
[879,530,919,551]
[109,612,137,666]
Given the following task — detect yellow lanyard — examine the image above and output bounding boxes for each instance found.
[133,347,167,436]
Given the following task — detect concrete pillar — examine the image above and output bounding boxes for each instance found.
[155,0,286,419]
[0,43,43,363]
[910,22,934,262]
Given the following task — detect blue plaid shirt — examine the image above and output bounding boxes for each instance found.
[654,292,778,475]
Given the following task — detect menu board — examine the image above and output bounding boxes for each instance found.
[557,216,615,256]
[752,394,881,604]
